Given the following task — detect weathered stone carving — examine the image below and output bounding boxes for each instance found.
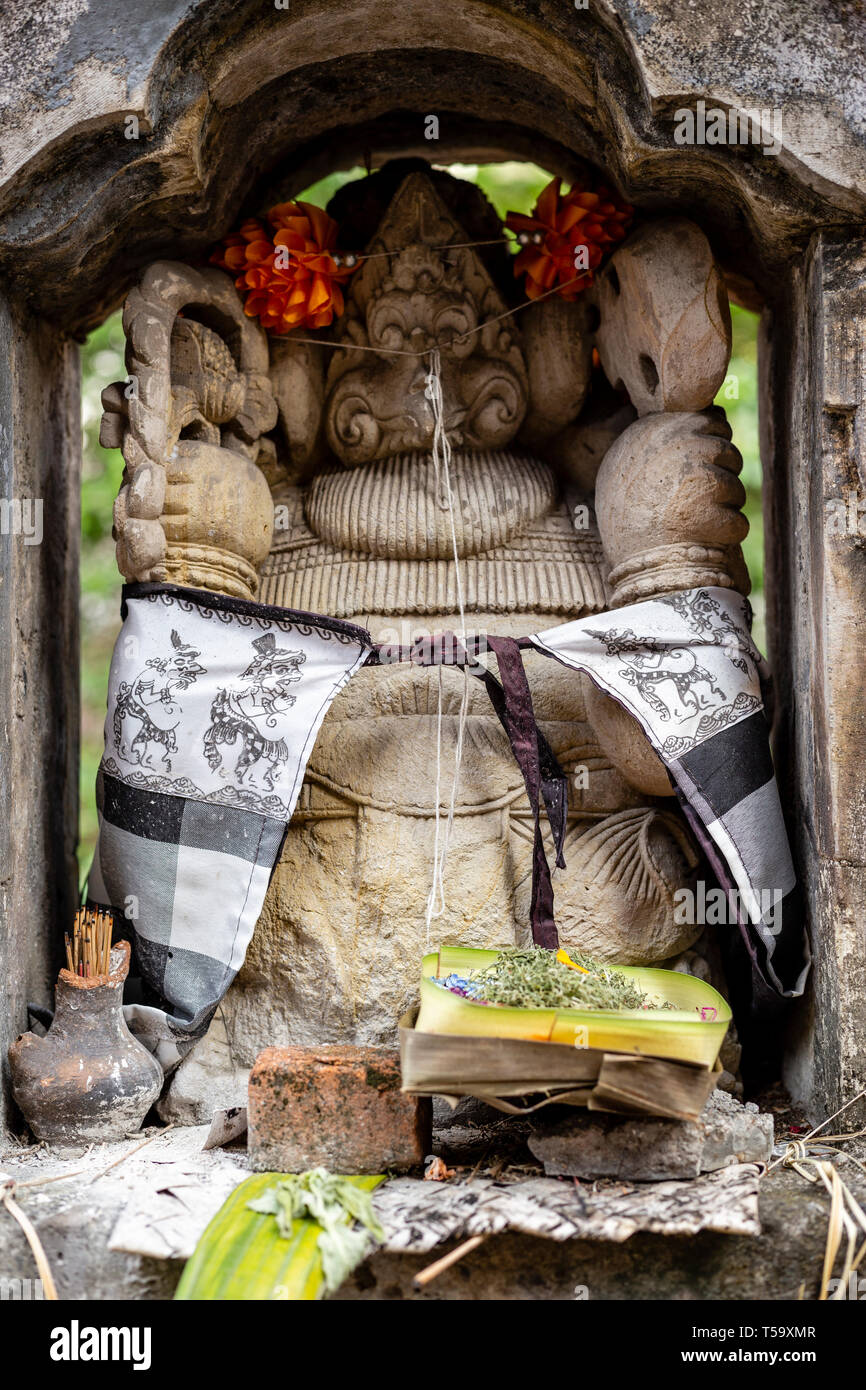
[103,166,749,1110]
[101,261,278,599]
[305,450,557,560]
[323,173,529,466]
[517,296,594,449]
[595,410,750,606]
[545,394,637,494]
[268,335,328,485]
[593,219,732,415]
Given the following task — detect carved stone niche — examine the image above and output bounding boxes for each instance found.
[1,0,865,1133]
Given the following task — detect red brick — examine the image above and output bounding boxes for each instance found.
[247,1045,432,1174]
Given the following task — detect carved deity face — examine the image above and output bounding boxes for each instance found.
[323,173,528,467]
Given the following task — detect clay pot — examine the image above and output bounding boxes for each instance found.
[8,940,163,1145]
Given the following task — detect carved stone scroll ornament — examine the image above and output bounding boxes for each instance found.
[592,218,732,416]
[99,261,278,599]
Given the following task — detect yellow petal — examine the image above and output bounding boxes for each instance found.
[556,948,590,975]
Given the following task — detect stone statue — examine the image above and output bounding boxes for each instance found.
[101,162,748,1115]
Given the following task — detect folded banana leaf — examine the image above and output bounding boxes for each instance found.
[175,1172,384,1301]
[416,946,730,1069]
[399,1008,722,1120]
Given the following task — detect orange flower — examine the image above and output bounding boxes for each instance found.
[505,177,633,301]
[210,201,359,333]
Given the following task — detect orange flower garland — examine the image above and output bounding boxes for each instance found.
[505,177,633,301]
[211,179,632,332]
[210,201,359,333]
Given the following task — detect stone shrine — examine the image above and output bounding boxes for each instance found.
[0,0,864,1137]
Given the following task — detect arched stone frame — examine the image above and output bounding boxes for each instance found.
[0,0,863,1127]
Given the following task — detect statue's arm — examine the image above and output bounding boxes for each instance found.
[586,220,749,795]
[100,261,279,600]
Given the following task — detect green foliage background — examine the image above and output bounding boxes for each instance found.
[77,163,761,874]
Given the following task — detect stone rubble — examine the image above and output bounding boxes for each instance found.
[527,1089,773,1181]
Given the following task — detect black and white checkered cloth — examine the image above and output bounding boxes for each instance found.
[87,584,372,1067]
[87,581,808,1067]
[527,586,810,998]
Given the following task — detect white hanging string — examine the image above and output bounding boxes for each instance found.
[424,348,471,945]
[425,348,466,626]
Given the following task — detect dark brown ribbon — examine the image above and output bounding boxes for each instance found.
[367,632,566,949]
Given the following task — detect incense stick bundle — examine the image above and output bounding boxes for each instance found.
[66,908,113,979]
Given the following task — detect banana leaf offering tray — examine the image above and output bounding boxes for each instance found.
[400,946,732,1122]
